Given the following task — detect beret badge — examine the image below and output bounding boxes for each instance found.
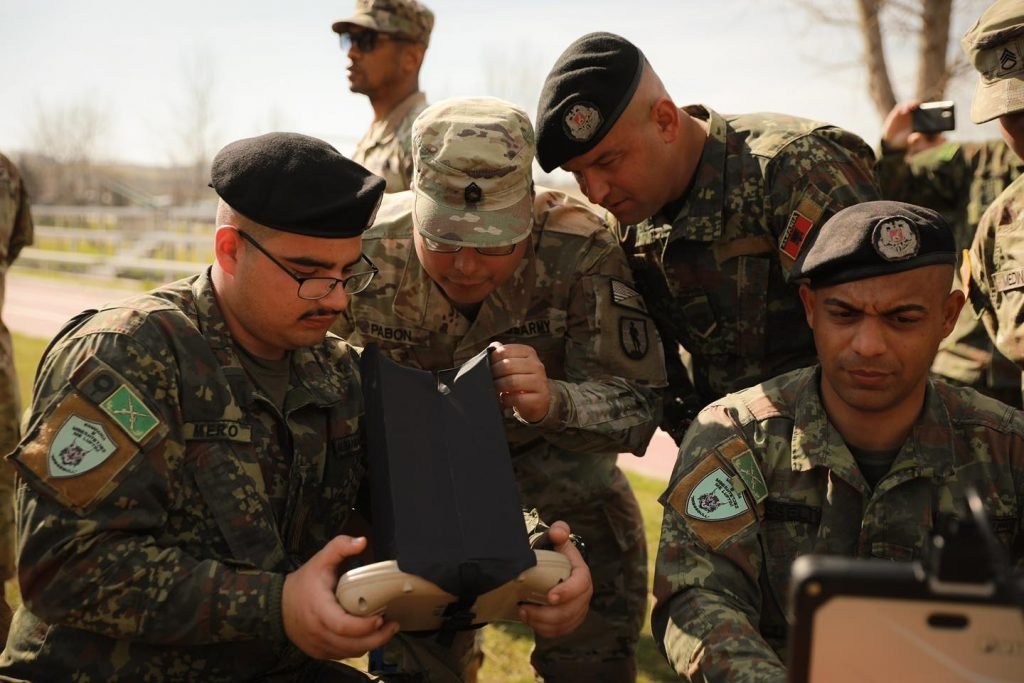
[563,102,602,142]
[872,217,920,262]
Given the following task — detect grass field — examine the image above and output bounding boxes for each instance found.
[5,332,678,681]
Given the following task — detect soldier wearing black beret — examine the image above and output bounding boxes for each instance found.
[652,199,1024,681]
[0,133,405,679]
[535,31,881,447]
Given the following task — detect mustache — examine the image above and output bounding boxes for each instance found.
[299,308,342,320]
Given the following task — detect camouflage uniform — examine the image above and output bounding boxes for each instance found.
[0,153,32,643]
[335,188,667,679]
[620,105,879,437]
[967,173,1024,382]
[352,91,428,193]
[652,366,1024,682]
[0,270,375,682]
[877,139,1024,405]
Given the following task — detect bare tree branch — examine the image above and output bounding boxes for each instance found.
[857,0,898,117]
[916,0,953,100]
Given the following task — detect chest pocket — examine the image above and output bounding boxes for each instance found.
[661,244,773,359]
[187,438,286,571]
[761,499,822,611]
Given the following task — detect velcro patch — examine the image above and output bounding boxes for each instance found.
[667,452,757,550]
[619,317,649,360]
[183,421,252,442]
[100,384,160,443]
[609,278,648,313]
[778,187,829,261]
[993,267,1024,293]
[15,390,141,512]
[719,438,768,504]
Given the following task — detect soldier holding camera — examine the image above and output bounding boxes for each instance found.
[877,99,1024,407]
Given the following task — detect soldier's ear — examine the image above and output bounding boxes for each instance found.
[798,283,816,328]
[401,42,426,74]
[214,225,242,276]
[652,97,679,143]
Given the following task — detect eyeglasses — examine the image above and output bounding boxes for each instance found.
[339,30,412,53]
[421,236,522,257]
[237,230,378,300]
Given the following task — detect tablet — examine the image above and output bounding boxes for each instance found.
[787,555,1024,683]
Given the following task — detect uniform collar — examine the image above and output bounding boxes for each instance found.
[366,91,428,144]
[790,369,957,487]
[645,104,728,243]
[191,268,348,409]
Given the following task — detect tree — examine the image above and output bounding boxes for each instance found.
[168,47,219,204]
[791,0,987,119]
[28,97,109,203]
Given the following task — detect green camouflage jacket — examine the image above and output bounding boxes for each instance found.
[334,188,667,510]
[1,270,367,682]
[352,91,427,193]
[878,140,1024,398]
[620,105,879,420]
[0,153,33,581]
[969,173,1024,380]
[652,366,1024,683]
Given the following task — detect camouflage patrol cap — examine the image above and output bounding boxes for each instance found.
[790,200,956,288]
[210,132,385,238]
[535,32,644,172]
[962,0,1024,123]
[332,0,434,46]
[412,97,535,247]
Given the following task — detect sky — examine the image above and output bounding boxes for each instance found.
[0,0,999,177]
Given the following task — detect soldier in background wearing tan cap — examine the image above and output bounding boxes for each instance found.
[332,0,434,193]
[964,0,1024,401]
[334,97,667,681]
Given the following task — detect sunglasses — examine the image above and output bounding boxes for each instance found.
[421,236,521,257]
[339,29,412,53]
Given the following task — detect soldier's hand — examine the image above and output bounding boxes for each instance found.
[282,535,399,660]
[882,100,920,151]
[490,343,552,424]
[520,521,593,638]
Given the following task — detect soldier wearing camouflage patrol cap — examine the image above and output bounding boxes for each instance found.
[0,152,33,647]
[0,131,592,681]
[334,96,667,681]
[652,200,1024,682]
[535,31,881,444]
[333,0,434,193]
[963,0,1024,401]
[876,100,1024,408]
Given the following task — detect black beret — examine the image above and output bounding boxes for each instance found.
[790,200,957,287]
[535,32,644,172]
[209,132,385,237]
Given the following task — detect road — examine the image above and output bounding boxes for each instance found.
[5,269,679,481]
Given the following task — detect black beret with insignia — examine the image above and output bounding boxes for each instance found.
[210,132,385,238]
[790,200,957,288]
[535,32,644,172]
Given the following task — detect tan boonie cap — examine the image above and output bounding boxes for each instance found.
[332,0,434,46]
[412,97,535,248]
[962,0,1024,123]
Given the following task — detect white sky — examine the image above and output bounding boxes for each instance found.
[0,0,998,173]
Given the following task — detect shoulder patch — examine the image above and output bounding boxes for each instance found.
[619,317,649,360]
[778,185,831,261]
[719,438,768,504]
[100,384,160,443]
[667,451,758,550]
[609,278,648,313]
[15,390,141,512]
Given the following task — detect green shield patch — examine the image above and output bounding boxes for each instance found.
[100,384,159,443]
[731,450,768,504]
